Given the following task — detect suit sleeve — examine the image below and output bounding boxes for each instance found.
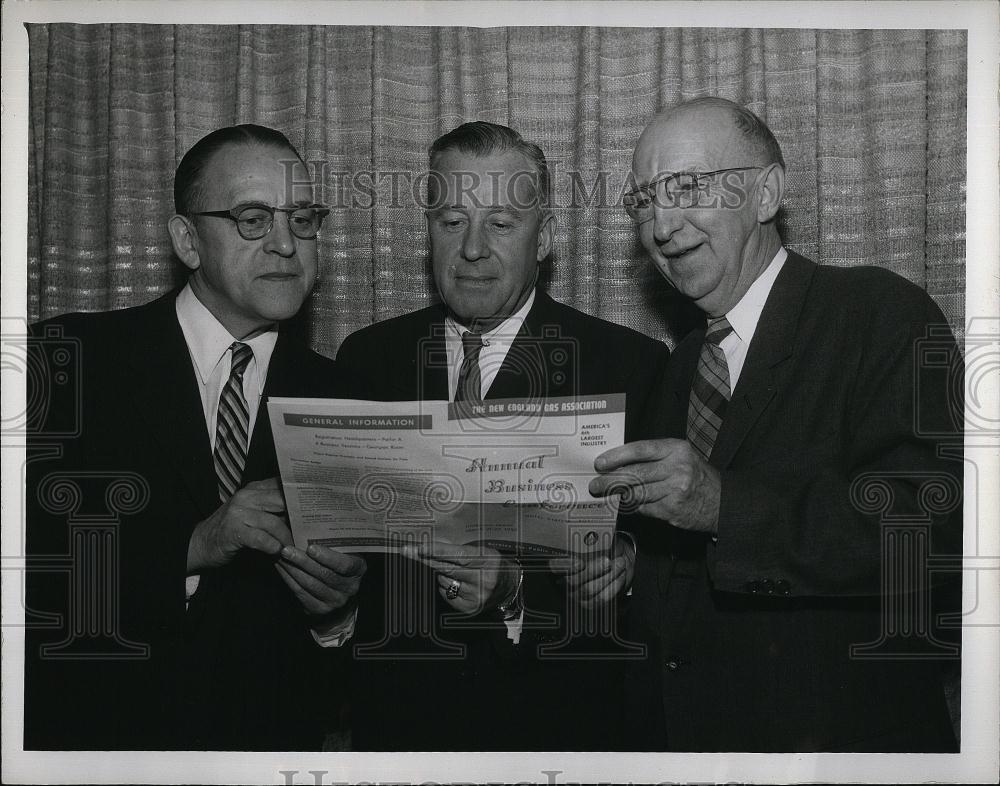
[708,286,963,598]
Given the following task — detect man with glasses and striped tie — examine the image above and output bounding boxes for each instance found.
[588,97,962,752]
[25,125,364,750]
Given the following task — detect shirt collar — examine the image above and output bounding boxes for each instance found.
[175,284,278,392]
[724,247,788,343]
[444,288,536,347]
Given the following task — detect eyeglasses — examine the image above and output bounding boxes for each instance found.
[189,203,330,240]
[623,167,764,222]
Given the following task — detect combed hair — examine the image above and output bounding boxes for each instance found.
[427,121,551,208]
[678,97,786,170]
[174,124,304,214]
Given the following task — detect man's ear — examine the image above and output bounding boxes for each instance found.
[168,214,201,272]
[536,210,555,262]
[756,164,784,224]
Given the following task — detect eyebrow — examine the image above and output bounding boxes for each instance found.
[230,199,316,209]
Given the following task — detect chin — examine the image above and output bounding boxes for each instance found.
[449,297,501,324]
[256,297,307,323]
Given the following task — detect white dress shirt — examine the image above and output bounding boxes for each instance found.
[176,285,277,452]
[444,289,536,399]
[718,246,787,392]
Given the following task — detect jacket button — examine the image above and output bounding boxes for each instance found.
[665,659,679,671]
[761,578,774,595]
[776,579,791,595]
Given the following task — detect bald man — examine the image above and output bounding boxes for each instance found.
[589,98,963,752]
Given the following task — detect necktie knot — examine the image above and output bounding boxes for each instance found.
[461,331,483,359]
[705,316,733,346]
[229,342,253,377]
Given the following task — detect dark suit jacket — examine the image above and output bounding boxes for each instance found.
[334,289,670,750]
[626,252,963,752]
[24,291,340,750]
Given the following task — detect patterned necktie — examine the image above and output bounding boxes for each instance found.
[687,317,735,460]
[454,330,484,405]
[214,341,254,502]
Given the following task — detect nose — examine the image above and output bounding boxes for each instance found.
[263,211,296,257]
[461,220,489,262]
[651,202,683,246]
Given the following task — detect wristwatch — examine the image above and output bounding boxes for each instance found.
[497,562,524,620]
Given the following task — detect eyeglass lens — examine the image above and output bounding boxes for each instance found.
[236,206,323,240]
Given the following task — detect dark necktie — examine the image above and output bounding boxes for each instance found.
[214,341,254,502]
[454,330,484,405]
[687,317,735,460]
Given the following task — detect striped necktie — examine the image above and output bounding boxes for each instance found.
[686,317,735,461]
[454,330,484,405]
[214,341,254,502]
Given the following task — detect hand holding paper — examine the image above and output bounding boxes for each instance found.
[589,438,721,534]
[277,543,367,617]
[402,540,518,615]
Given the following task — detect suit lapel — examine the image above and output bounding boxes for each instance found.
[486,290,563,401]
[244,331,292,482]
[125,292,219,520]
[711,252,815,468]
[390,308,449,401]
[417,316,450,401]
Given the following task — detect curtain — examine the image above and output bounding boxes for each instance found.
[26,25,967,355]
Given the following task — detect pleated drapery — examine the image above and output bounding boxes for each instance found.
[27,25,967,355]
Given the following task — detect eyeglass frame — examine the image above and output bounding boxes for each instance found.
[187,202,331,241]
[622,166,766,222]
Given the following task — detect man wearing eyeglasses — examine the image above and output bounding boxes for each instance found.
[25,124,364,750]
[588,98,962,751]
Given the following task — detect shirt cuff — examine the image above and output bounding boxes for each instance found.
[185,574,201,608]
[504,607,525,645]
[310,606,358,648]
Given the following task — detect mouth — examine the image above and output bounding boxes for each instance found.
[258,273,300,281]
[454,276,497,287]
[663,243,702,261]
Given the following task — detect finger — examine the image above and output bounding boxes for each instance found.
[302,544,367,577]
[436,582,480,612]
[236,523,286,557]
[274,563,344,615]
[424,559,478,584]
[415,541,478,566]
[235,487,287,514]
[589,469,649,499]
[589,571,627,606]
[437,583,465,606]
[436,572,465,593]
[565,556,613,590]
[594,439,679,473]
[244,477,281,491]
[548,555,582,574]
[276,560,350,608]
[576,557,626,600]
[242,510,294,548]
[279,545,364,594]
